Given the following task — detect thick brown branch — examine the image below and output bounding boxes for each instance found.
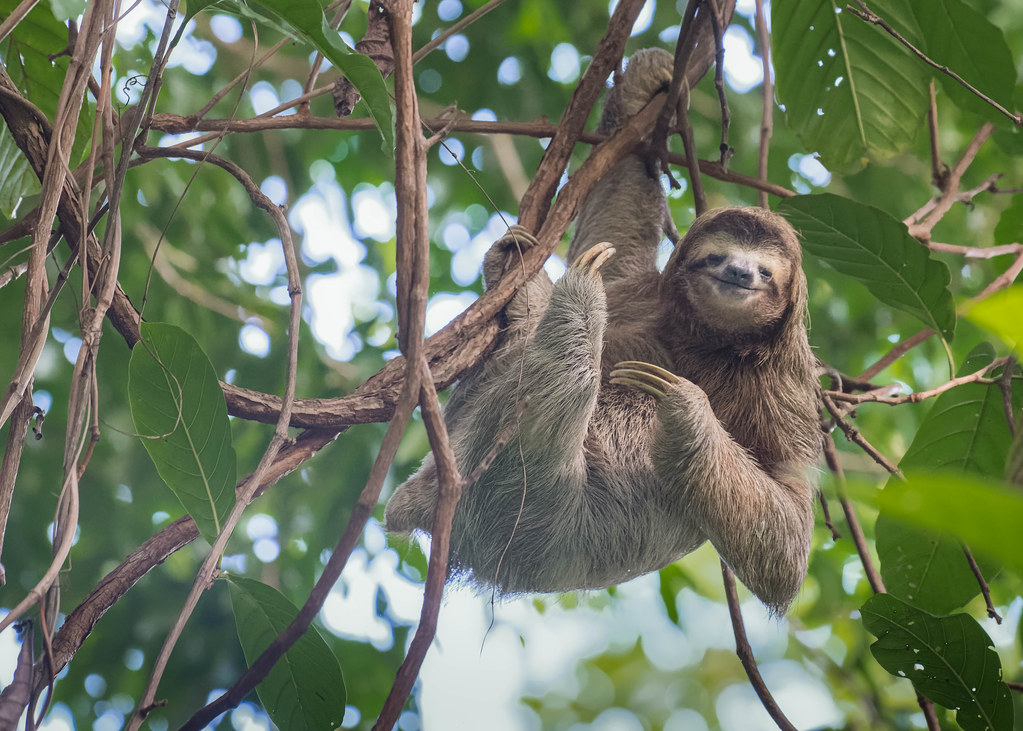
[515,0,647,232]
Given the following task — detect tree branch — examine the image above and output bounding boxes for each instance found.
[721,563,798,731]
[820,391,903,477]
[515,0,648,232]
[827,357,1009,406]
[754,0,772,209]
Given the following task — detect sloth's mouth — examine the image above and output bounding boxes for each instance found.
[711,276,759,292]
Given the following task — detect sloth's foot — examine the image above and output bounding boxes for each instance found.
[484,225,540,288]
[571,241,616,276]
[619,48,675,117]
[601,48,676,130]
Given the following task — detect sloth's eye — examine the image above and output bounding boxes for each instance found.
[705,254,726,266]
[759,267,773,280]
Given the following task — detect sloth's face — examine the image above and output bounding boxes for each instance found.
[681,232,795,335]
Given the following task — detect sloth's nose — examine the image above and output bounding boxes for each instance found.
[722,263,754,287]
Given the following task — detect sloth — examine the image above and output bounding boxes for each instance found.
[385,48,820,613]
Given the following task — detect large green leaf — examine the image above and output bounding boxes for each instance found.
[778,194,955,341]
[128,322,236,543]
[861,594,1013,731]
[853,474,1023,577]
[909,0,1017,122]
[227,576,346,730]
[876,345,1011,612]
[251,0,394,151]
[772,0,930,171]
[968,286,1023,350]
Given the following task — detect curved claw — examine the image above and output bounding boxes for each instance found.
[496,224,539,252]
[609,361,682,399]
[614,361,681,383]
[571,241,616,276]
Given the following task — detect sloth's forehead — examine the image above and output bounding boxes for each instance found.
[689,232,790,259]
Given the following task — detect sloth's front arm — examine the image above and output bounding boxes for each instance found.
[612,362,815,613]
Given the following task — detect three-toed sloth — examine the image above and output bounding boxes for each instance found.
[386,48,821,613]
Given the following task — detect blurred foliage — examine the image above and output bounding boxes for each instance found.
[0,0,1021,729]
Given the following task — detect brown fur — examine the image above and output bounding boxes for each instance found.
[385,49,820,612]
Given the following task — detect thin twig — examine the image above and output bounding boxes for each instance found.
[827,357,1009,406]
[927,241,1022,259]
[817,489,841,540]
[926,82,947,189]
[820,391,903,477]
[195,39,289,120]
[916,692,941,731]
[998,355,1017,438]
[846,2,1021,126]
[0,0,38,42]
[411,0,509,66]
[721,563,798,731]
[827,408,948,728]
[823,438,885,594]
[961,544,1001,623]
[708,3,731,167]
[652,0,700,179]
[754,0,772,209]
[148,112,798,198]
[905,122,995,239]
[302,0,353,107]
[857,330,934,382]
[976,251,1023,299]
[678,92,707,215]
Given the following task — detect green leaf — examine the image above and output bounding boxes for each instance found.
[855,474,1023,577]
[875,518,996,615]
[250,0,394,151]
[128,323,236,543]
[658,563,692,626]
[967,286,1023,350]
[993,196,1023,247]
[227,576,346,730]
[772,0,929,171]
[861,594,1013,731]
[778,193,955,341]
[910,0,1018,123]
[0,0,94,166]
[891,343,1014,476]
[0,125,38,218]
[46,0,87,22]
